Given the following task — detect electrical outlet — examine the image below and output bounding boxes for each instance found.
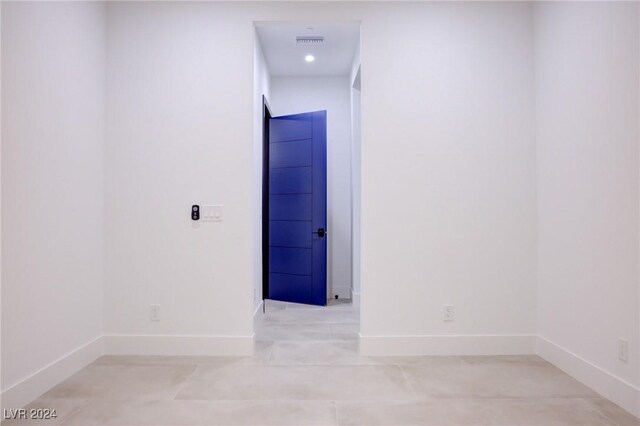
[150,304,160,322]
[618,338,629,363]
[444,305,454,322]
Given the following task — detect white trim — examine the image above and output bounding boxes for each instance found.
[537,336,640,418]
[359,334,536,356]
[351,291,361,307]
[1,336,103,410]
[103,334,254,357]
[253,300,264,318]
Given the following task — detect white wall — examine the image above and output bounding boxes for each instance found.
[270,76,352,300]
[4,0,639,416]
[101,0,536,358]
[1,1,106,408]
[104,2,254,353]
[50,0,536,357]
[359,2,537,354]
[534,2,640,415]
[252,33,271,313]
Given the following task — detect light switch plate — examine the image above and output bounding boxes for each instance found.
[201,205,223,222]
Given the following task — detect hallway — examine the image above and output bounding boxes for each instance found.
[6,301,638,425]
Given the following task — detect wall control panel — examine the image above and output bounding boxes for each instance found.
[191,204,223,222]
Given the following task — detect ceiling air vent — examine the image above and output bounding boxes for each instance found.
[296,36,325,46]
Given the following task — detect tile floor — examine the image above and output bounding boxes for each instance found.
[5,300,639,425]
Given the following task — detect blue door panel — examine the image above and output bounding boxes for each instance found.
[270,221,312,248]
[270,167,312,194]
[269,273,312,303]
[269,247,312,276]
[269,194,312,221]
[268,110,326,306]
[270,116,312,142]
[270,140,312,168]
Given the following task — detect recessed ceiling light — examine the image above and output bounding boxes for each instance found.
[305,54,315,62]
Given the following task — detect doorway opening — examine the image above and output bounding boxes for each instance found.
[252,21,361,322]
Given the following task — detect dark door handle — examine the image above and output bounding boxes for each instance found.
[312,227,326,238]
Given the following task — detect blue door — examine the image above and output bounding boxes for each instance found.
[268,111,327,306]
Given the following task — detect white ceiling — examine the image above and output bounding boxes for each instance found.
[256,23,360,77]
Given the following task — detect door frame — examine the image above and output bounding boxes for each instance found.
[261,95,272,305]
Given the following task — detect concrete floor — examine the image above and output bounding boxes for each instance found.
[5,299,639,425]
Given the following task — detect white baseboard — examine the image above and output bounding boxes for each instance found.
[103,334,254,357]
[1,336,103,410]
[351,291,361,307]
[537,336,640,418]
[359,334,536,356]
